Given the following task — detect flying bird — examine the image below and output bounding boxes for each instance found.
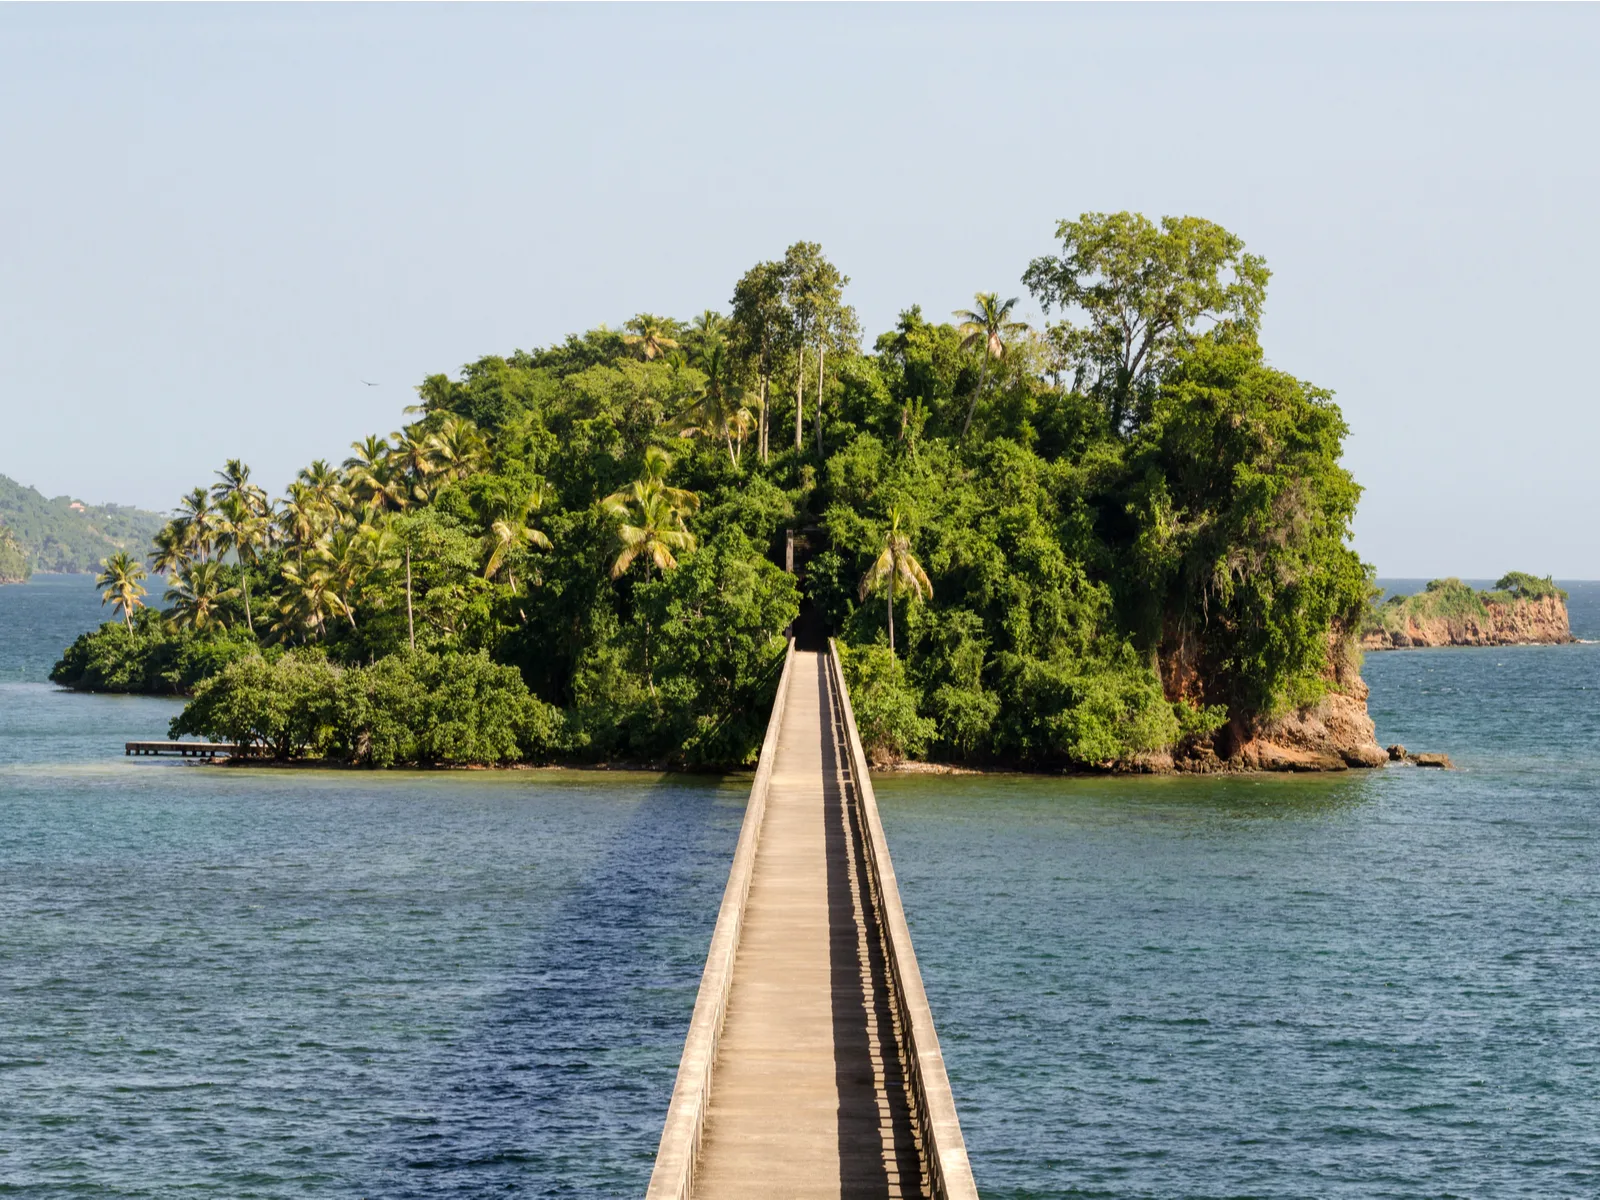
[360,379,380,387]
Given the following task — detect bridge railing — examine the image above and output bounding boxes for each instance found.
[644,638,797,1200]
[827,638,981,1200]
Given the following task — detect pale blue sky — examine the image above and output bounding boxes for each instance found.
[2,4,1596,576]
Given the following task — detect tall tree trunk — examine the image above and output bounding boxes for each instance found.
[887,585,895,657]
[814,341,826,456]
[793,345,805,452]
[962,357,990,438]
[759,371,770,462]
[242,574,253,635]
[405,546,415,652]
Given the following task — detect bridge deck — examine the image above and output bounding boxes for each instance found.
[693,649,927,1199]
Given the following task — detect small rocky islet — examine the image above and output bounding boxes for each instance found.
[1362,574,1573,651]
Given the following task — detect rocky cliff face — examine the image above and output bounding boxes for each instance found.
[1362,594,1573,650]
[1154,628,1388,774]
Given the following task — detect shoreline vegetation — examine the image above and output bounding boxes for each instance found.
[1362,575,1573,650]
[56,212,1397,773]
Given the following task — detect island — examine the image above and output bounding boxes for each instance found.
[1362,575,1573,650]
[53,212,1394,774]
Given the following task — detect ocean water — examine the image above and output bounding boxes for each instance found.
[2,575,1598,1196]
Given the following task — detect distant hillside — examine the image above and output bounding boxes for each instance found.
[0,474,167,575]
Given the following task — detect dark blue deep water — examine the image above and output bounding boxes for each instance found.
[3,575,1599,1197]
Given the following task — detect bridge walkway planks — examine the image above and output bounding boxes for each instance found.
[691,648,927,1200]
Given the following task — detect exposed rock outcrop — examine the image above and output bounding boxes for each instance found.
[1386,744,1454,769]
[1363,578,1573,650]
[1167,627,1388,774]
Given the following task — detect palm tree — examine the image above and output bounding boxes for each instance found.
[150,521,190,577]
[953,292,1030,437]
[602,446,699,518]
[608,489,696,579]
[679,343,748,467]
[344,435,405,513]
[165,561,236,632]
[298,459,349,514]
[482,485,553,594]
[390,429,437,504]
[211,492,271,635]
[858,508,932,657]
[272,559,344,642]
[211,458,270,518]
[175,487,217,562]
[276,482,326,557]
[692,309,727,339]
[315,529,367,630]
[604,452,697,580]
[97,552,148,629]
[622,313,681,361]
[424,416,488,483]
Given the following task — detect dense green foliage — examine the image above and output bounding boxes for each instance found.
[0,474,166,574]
[52,609,257,693]
[1492,572,1567,602]
[60,212,1373,769]
[171,649,563,765]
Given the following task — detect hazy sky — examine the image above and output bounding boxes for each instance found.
[2,4,1596,576]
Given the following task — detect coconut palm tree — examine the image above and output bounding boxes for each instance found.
[97,552,148,629]
[679,344,748,467]
[389,429,437,503]
[424,416,487,484]
[604,453,698,580]
[691,309,727,341]
[175,487,218,562]
[622,313,681,361]
[603,446,700,516]
[608,489,695,579]
[344,435,400,513]
[298,459,349,515]
[211,492,271,635]
[482,484,553,594]
[315,529,368,630]
[150,521,190,577]
[276,483,325,557]
[165,561,236,632]
[953,292,1030,437]
[858,507,932,657]
[211,458,270,518]
[272,559,344,642]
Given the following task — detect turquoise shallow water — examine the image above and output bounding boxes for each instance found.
[2,575,1599,1196]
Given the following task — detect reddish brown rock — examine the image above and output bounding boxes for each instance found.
[1363,593,1574,650]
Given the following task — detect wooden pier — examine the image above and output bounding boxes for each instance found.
[124,741,254,759]
[646,641,978,1200]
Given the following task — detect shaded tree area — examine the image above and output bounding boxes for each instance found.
[55,215,1371,770]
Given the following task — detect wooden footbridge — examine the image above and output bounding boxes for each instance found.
[647,641,979,1200]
